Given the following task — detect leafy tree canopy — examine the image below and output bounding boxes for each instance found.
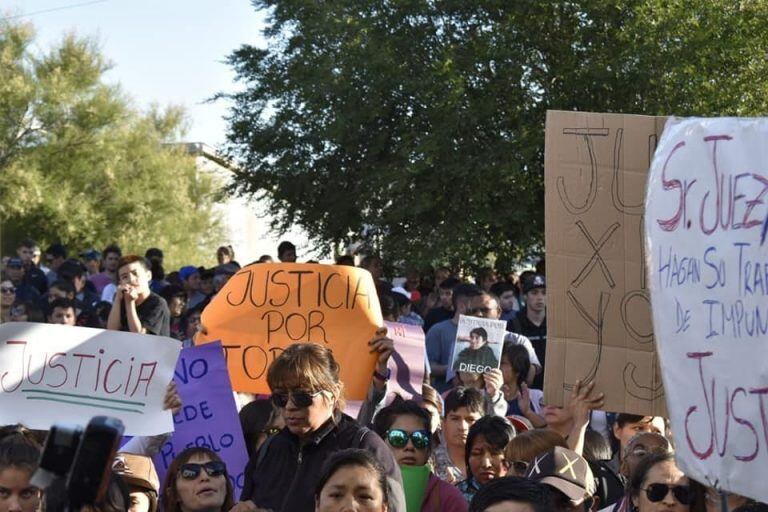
[0,20,223,269]
[224,0,768,270]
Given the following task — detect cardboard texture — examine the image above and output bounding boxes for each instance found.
[544,110,667,416]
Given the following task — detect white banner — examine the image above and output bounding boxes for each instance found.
[0,322,181,436]
[646,117,768,502]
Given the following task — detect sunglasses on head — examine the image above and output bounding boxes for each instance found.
[386,429,431,450]
[643,483,692,505]
[270,390,326,408]
[179,461,227,480]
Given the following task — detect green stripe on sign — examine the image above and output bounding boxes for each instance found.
[25,396,144,414]
[21,389,145,406]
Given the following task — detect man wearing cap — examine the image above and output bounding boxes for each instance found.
[508,274,547,389]
[81,249,102,279]
[525,446,599,511]
[107,255,170,336]
[4,257,42,304]
[179,265,207,310]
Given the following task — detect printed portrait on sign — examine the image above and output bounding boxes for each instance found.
[450,315,505,375]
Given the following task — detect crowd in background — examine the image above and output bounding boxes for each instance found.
[0,237,765,512]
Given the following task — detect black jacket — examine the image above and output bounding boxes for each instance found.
[241,413,404,512]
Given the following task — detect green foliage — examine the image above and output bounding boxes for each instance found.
[0,21,223,269]
[224,0,768,269]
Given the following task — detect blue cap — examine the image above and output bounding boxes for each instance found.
[179,265,199,281]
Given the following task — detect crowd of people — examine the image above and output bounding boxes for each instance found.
[0,237,765,512]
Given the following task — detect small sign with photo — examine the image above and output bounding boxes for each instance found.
[450,315,505,375]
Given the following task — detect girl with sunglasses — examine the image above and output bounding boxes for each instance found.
[161,447,234,512]
[235,343,405,512]
[373,400,468,512]
[629,453,693,512]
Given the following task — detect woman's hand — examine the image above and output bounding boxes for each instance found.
[162,381,182,415]
[368,327,394,374]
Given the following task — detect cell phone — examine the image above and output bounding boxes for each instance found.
[66,416,125,508]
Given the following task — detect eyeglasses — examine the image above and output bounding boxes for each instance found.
[643,484,692,505]
[179,461,227,480]
[270,390,326,408]
[385,429,431,450]
[0,287,15,294]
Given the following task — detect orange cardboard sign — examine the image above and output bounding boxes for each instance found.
[195,264,383,399]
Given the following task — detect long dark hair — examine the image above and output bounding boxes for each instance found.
[315,449,389,506]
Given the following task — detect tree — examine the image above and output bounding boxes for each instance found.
[223,0,768,270]
[0,20,223,268]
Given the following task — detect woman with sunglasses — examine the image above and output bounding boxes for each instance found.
[162,447,234,512]
[236,342,405,512]
[1,279,15,322]
[373,400,468,512]
[629,453,693,512]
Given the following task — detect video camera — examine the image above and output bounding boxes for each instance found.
[31,416,125,512]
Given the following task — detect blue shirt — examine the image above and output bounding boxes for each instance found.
[425,319,458,392]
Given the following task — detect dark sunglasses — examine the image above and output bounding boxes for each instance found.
[179,461,227,480]
[386,429,431,450]
[0,287,15,294]
[643,483,692,505]
[271,390,326,408]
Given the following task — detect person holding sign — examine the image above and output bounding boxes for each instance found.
[107,256,170,337]
[452,327,500,374]
[373,400,468,512]
[236,343,405,512]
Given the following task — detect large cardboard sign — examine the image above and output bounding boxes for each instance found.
[0,322,180,436]
[155,343,249,500]
[545,111,666,415]
[646,117,768,502]
[196,264,383,399]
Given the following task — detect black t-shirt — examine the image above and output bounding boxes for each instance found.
[424,306,453,333]
[120,292,170,337]
[508,307,547,389]
[452,343,499,372]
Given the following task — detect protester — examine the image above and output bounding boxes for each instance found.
[107,256,170,336]
[179,266,206,310]
[95,244,122,298]
[8,300,45,323]
[81,248,102,279]
[490,282,520,322]
[16,239,47,295]
[0,280,14,323]
[44,243,67,286]
[507,274,546,389]
[457,416,515,503]
[373,400,468,512]
[277,241,297,263]
[453,327,499,372]
[468,476,552,512]
[216,245,236,265]
[237,342,405,512]
[160,285,187,340]
[608,414,666,473]
[525,446,597,512]
[47,298,77,325]
[112,453,160,512]
[161,447,234,512]
[628,453,692,512]
[3,258,41,304]
[238,398,284,459]
[499,343,544,427]
[314,449,390,512]
[505,429,568,477]
[431,387,485,484]
[419,384,442,434]
[0,429,42,512]
[423,277,460,332]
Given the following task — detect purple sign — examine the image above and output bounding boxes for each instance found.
[154,342,249,500]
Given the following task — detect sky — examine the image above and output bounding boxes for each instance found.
[0,0,267,147]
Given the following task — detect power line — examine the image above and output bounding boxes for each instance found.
[2,0,110,20]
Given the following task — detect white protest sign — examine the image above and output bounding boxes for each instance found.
[646,117,768,502]
[0,322,181,436]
